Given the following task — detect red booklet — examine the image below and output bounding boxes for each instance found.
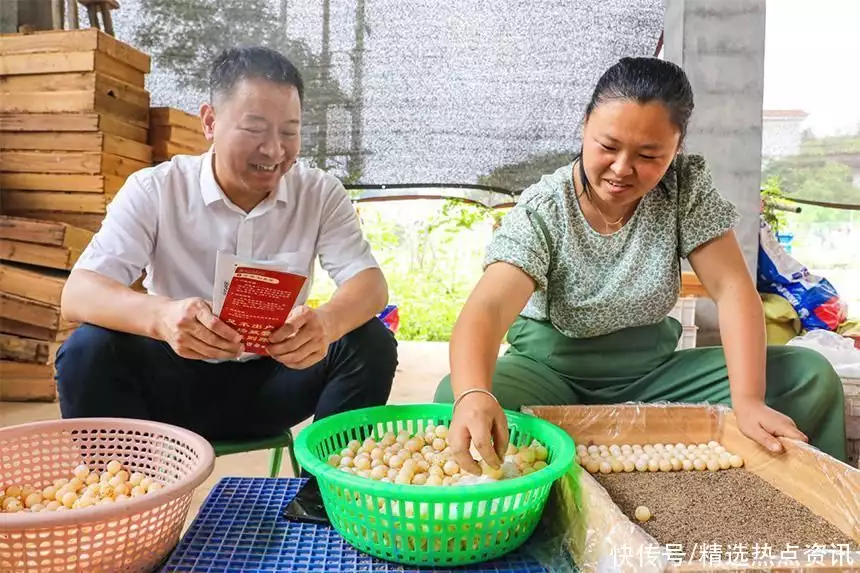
[218,266,306,355]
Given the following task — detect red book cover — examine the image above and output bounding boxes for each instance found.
[218,266,306,355]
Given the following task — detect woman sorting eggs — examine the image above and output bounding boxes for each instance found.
[434,56,847,473]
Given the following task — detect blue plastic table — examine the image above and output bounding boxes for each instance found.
[160,477,559,572]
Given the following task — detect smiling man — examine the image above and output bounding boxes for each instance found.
[55,47,397,443]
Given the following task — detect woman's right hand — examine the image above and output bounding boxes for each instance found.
[449,391,510,475]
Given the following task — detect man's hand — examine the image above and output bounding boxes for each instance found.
[156,297,243,360]
[266,305,331,369]
[733,397,808,453]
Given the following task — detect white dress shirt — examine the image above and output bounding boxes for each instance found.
[74,151,379,306]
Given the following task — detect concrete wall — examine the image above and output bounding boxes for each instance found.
[663,0,767,344]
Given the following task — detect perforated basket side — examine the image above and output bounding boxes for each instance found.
[0,418,215,573]
[294,404,575,566]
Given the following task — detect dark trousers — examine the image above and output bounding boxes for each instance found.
[55,319,398,441]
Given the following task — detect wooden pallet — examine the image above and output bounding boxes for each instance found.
[0,112,148,144]
[0,215,92,270]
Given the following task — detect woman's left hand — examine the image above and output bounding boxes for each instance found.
[733,398,808,453]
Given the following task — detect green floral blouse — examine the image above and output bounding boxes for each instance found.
[485,154,739,338]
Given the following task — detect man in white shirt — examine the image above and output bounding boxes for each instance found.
[55,46,397,442]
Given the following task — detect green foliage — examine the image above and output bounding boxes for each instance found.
[762,132,859,222]
[311,200,493,341]
[760,175,788,233]
[799,135,860,157]
[763,159,856,224]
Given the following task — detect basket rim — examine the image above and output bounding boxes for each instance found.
[0,417,215,530]
[294,403,575,501]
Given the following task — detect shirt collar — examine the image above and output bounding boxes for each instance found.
[199,147,290,209]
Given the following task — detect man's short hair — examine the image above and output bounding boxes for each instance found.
[209,46,304,105]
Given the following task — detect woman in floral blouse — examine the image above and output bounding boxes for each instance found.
[436,57,847,473]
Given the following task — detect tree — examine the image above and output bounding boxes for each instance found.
[763,158,856,210]
[133,0,350,170]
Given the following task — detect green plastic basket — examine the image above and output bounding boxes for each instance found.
[294,403,576,567]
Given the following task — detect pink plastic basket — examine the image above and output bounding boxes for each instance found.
[0,418,215,573]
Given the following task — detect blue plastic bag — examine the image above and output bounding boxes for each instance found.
[757,221,846,331]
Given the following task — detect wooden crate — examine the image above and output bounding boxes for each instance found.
[151,140,206,162]
[680,271,708,298]
[149,125,208,151]
[0,173,125,194]
[1,72,150,128]
[0,332,59,365]
[0,316,73,343]
[0,291,73,333]
[0,28,150,75]
[0,50,146,89]
[149,107,209,161]
[526,404,860,571]
[149,107,202,132]
[0,211,104,233]
[0,112,148,144]
[0,191,109,215]
[0,150,148,178]
[0,262,66,306]
[0,215,92,270]
[0,360,56,402]
[0,327,62,403]
[0,131,151,163]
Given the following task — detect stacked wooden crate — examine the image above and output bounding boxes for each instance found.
[149,106,209,163]
[0,28,152,232]
[0,216,91,401]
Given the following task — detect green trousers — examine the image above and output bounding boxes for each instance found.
[435,317,847,462]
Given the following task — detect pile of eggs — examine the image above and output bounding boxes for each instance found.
[0,460,163,513]
[576,441,745,474]
[327,423,549,485]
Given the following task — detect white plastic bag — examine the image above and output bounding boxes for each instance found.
[786,330,860,377]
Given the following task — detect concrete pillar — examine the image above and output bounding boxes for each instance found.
[663,0,766,344]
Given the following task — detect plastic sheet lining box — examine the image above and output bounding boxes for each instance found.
[524,404,860,572]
